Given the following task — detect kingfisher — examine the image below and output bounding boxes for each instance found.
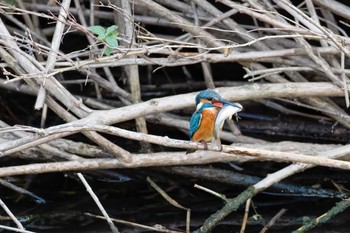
[189,89,243,151]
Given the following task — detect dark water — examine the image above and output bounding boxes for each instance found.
[1,163,350,232]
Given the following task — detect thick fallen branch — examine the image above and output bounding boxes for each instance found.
[0,81,345,158]
[1,130,350,177]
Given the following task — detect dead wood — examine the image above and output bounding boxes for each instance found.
[0,0,350,232]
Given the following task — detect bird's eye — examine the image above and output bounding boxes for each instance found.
[207,97,213,101]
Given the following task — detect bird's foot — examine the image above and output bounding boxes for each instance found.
[199,140,208,150]
[186,140,208,154]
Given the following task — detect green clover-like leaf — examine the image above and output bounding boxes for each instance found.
[105,46,112,56]
[89,25,119,56]
[106,25,118,35]
[105,35,118,48]
[97,34,106,40]
[109,31,119,38]
[89,25,105,36]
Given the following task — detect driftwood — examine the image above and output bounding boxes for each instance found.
[0,0,350,232]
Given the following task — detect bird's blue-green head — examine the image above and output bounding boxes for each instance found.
[195,89,242,110]
[195,89,222,106]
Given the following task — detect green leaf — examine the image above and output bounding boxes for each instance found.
[89,25,105,36]
[105,35,118,48]
[106,25,118,35]
[105,46,112,56]
[97,34,106,40]
[109,31,119,38]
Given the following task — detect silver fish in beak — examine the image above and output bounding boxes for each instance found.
[212,99,243,150]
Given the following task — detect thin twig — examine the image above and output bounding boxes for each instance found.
[240,198,251,233]
[194,184,227,202]
[0,225,36,233]
[85,212,182,233]
[147,177,191,233]
[259,208,287,233]
[77,173,119,233]
[0,197,25,230]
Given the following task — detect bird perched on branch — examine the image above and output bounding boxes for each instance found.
[189,89,243,151]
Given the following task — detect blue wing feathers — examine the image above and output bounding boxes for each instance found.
[189,103,214,139]
[189,111,201,139]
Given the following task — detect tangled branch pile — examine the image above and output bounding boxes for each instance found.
[1,0,350,232]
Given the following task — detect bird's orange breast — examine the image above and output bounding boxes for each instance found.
[191,108,219,142]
